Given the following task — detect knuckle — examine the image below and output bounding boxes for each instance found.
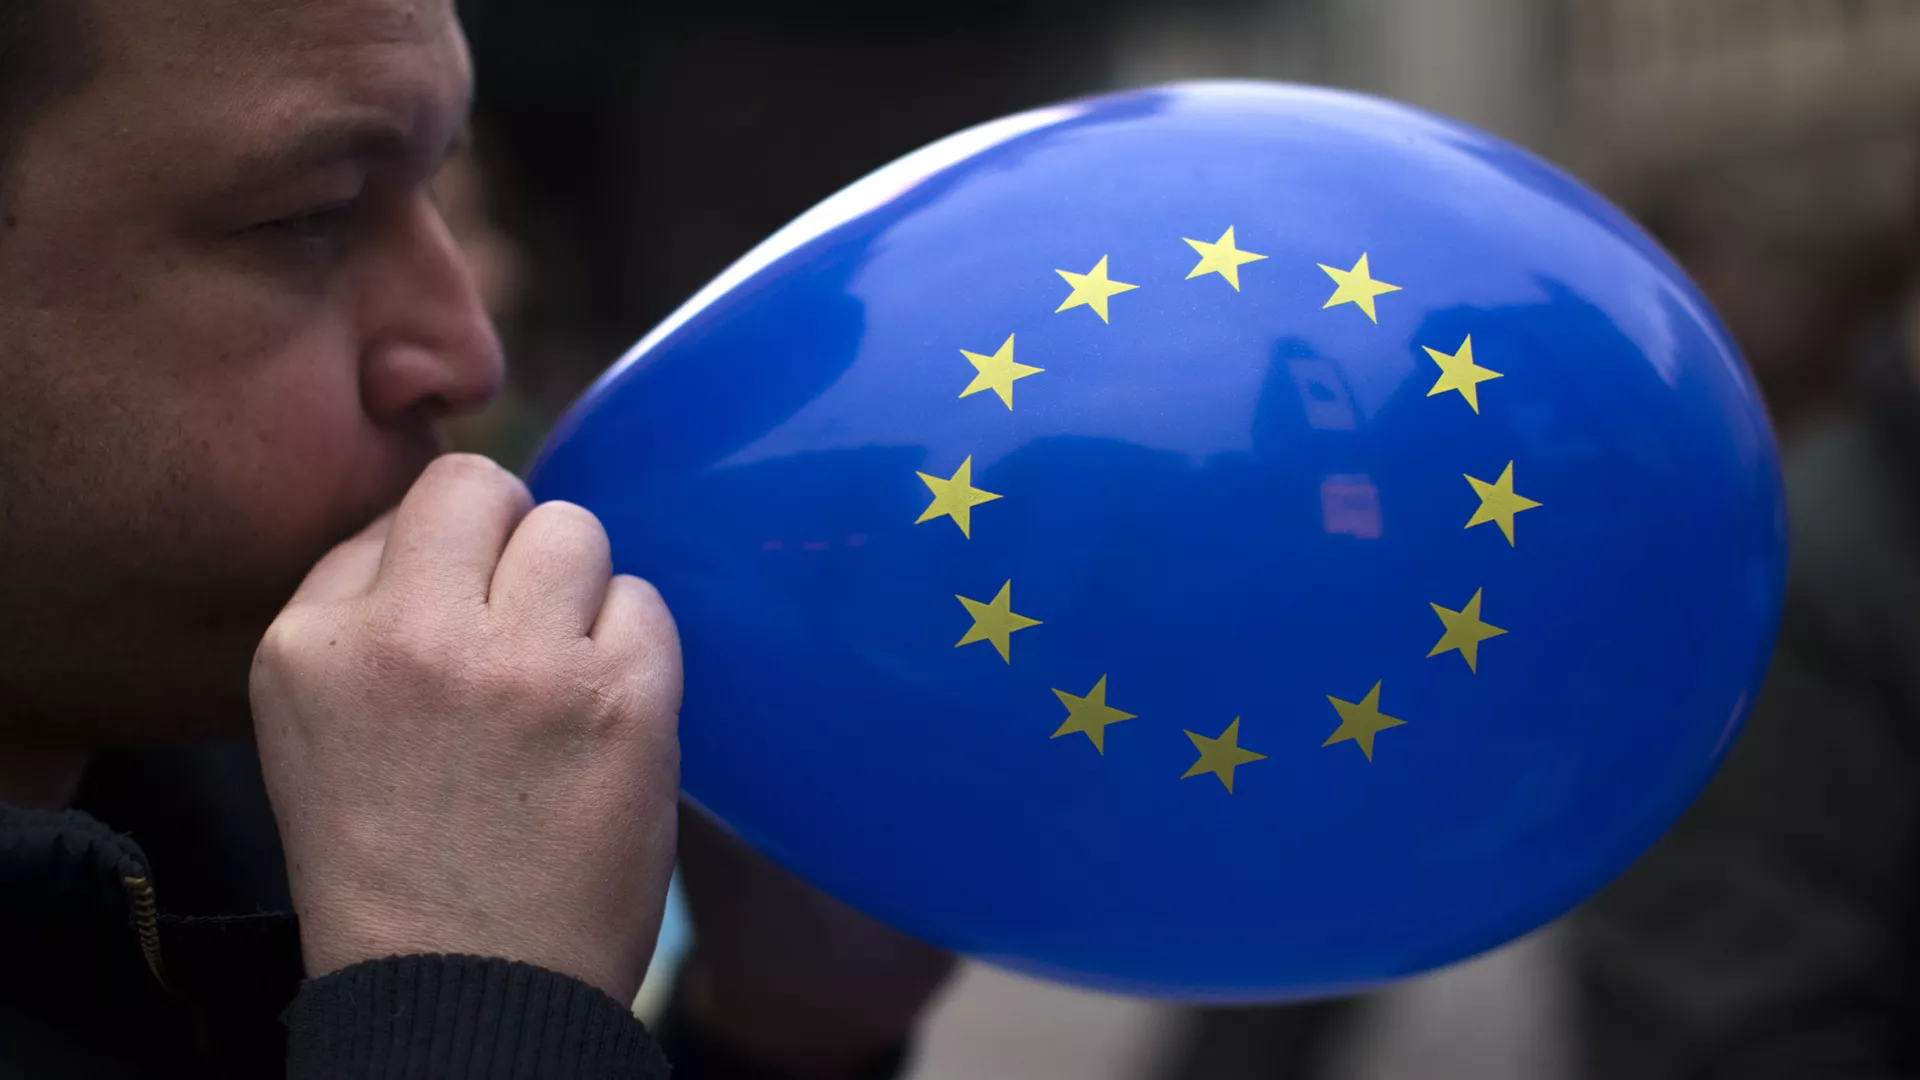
[428,450,505,482]
[613,573,665,610]
[602,643,682,716]
[609,576,678,641]
[579,675,638,723]
[251,613,308,670]
[570,650,650,718]
[530,499,605,535]
[521,501,609,561]
[427,452,530,505]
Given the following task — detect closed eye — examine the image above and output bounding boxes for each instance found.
[260,200,356,246]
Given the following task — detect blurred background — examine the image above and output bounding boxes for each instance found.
[436,2,1920,1077]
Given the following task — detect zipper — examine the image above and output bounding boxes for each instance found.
[121,872,168,990]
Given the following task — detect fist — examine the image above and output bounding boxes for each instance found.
[250,453,682,1004]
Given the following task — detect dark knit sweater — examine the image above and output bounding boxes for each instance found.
[0,799,670,1078]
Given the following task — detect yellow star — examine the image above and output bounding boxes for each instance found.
[1323,681,1406,761]
[1055,255,1138,323]
[1050,675,1137,754]
[914,455,1001,538]
[955,580,1041,663]
[958,334,1043,410]
[1317,253,1401,323]
[1427,588,1507,672]
[1464,461,1542,546]
[1181,717,1267,793]
[1423,334,1503,413]
[1183,226,1267,291]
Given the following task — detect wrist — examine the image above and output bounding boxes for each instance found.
[298,898,648,1005]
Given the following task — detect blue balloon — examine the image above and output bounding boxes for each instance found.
[529,81,1786,999]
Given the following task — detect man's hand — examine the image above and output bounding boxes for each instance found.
[676,809,957,1078]
[250,453,682,1004]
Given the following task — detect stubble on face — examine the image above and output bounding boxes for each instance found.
[0,0,483,747]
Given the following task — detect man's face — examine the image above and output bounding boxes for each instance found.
[0,0,501,744]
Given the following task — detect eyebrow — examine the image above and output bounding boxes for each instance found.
[230,118,412,182]
[222,107,471,192]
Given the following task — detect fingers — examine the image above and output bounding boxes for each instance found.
[376,454,533,605]
[594,574,683,707]
[592,573,675,647]
[289,511,397,606]
[489,501,613,636]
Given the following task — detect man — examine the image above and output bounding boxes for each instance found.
[0,0,948,1076]
[1577,272,1920,1072]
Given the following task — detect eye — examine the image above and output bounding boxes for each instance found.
[261,200,356,246]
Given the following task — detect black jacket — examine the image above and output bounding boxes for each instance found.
[2,739,898,1079]
[0,792,670,1078]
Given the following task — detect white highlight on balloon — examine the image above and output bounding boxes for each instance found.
[580,102,1090,399]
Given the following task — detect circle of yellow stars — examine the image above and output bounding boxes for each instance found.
[909,228,1542,793]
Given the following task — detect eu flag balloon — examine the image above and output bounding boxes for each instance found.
[529,81,1786,999]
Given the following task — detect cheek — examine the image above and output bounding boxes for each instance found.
[203,359,374,542]
[13,313,414,610]
[179,342,436,593]
[1,189,435,610]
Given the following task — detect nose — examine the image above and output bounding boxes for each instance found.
[356,193,506,426]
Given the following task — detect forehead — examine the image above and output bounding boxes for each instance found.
[80,0,468,161]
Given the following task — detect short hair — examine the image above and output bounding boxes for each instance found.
[0,0,96,192]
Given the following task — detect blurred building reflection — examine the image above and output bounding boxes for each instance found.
[1119,0,1920,436]
[456,0,1917,458]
